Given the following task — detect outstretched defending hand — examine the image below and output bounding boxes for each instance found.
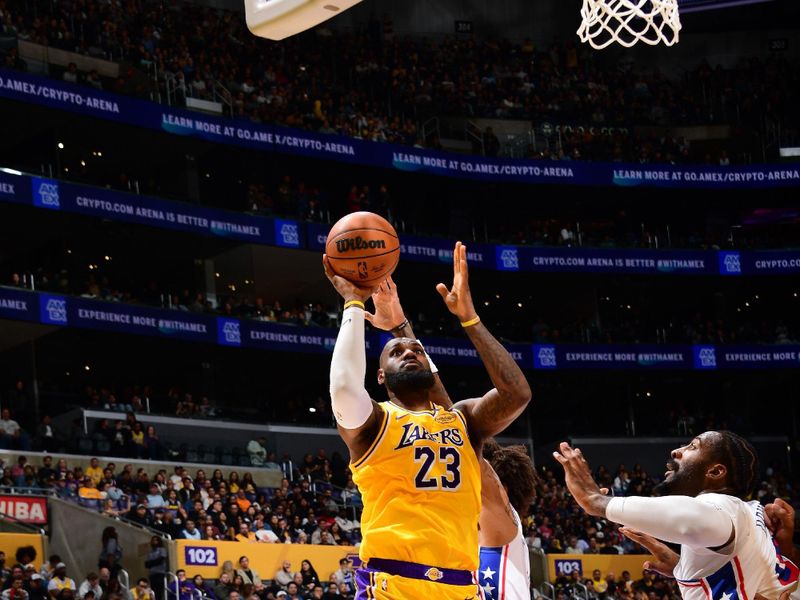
[620,528,679,578]
[764,498,797,562]
[364,276,406,331]
[553,442,610,518]
[323,255,376,303]
[436,242,478,323]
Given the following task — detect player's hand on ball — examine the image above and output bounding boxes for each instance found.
[365,276,406,331]
[323,255,376,303]
[436,242,478,323]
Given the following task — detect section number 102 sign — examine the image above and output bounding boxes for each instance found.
[185,547,218,566]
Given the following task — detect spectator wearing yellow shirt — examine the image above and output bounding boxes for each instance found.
[84,459,103,486]
[78,479,103,500]
[130,423,145,458]
[588,569,608,596]
[131,579,155,600]
[235,523,256,543]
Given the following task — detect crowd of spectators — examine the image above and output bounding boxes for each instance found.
[0,541,145,600]
[2,2,799,163]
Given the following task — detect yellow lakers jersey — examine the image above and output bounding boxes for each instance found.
[351,401,481,571]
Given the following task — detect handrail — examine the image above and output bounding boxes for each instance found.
[421,117,440,146]
[542,581,556,599]
[165,572,179,600]
[119,568,130,592]
[466,120,485,155]
[0,512,47,536]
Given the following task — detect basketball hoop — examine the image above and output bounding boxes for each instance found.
[245,0,362,41]
[577,0,681,49]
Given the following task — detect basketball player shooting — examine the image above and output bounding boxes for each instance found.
[365,273,537,600]
[554,433,799,600]
[323,241,532,600]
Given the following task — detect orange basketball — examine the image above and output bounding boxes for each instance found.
[325,212,400,285]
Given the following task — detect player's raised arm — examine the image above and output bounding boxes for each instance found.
[554,442,733,548]
[324,255,384,461]
[365,275,453,408]
[437,242,532,443]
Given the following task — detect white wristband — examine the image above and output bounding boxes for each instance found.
[416,339,438,374]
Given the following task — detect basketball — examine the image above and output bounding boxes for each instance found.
[325,212,400,285]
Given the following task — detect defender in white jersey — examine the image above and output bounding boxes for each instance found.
[477,440,538,600]
[622,497,799,600]
[555,431,799,600]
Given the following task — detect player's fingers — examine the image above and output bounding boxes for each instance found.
[775,497,794,516]
[322,255,334,279]
[364,311,375,323]
[435,283,451,302]
[599,487,610,495]
[552,451,568,465]
[386,274,396,290]
[453,242,461,277]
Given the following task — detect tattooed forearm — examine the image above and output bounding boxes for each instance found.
[393,321,453,408]
[463,321,531,426]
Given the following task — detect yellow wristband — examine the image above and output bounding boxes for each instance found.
[343,300,365,310]
[460,315,481,328]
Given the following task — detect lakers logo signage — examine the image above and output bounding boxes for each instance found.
[334,236,386,253]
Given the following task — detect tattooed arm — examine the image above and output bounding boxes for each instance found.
[365,276,453,408]
[438,243,532,443]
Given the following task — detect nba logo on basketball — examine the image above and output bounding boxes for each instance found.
[357,261,369,279]
[32,178,60,209]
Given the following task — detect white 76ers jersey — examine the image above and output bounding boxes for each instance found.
[674,494,799,600]
[478,507,531,600]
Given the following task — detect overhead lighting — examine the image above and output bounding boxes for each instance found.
[80,160,86,166]
[84,365,91,371]
[104,255,111,261]
[0,168,23,176]
[309,407,317,413]
[57,142,65,149]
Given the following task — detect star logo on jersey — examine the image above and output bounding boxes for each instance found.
[720,593,733,600]
[424,568,444,581]
[482,582,496,597]
[481,566,496,580]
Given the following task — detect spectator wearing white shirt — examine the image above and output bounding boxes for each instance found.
[47,564,76,599]
[0,409,29,450]
[180,520,201,540]
[246,439,267,467]
[146,485,166,509]
[334,509,360,534]
[77,574,102,600]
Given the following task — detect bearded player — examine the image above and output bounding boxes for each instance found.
[555,433,799,600]
[364,274,538,600]
[324,242,532,600]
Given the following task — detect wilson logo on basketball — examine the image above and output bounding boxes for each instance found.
[335,236,387,253]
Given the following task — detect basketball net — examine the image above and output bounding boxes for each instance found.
[245,0,362,41]
[577,0,681,49]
